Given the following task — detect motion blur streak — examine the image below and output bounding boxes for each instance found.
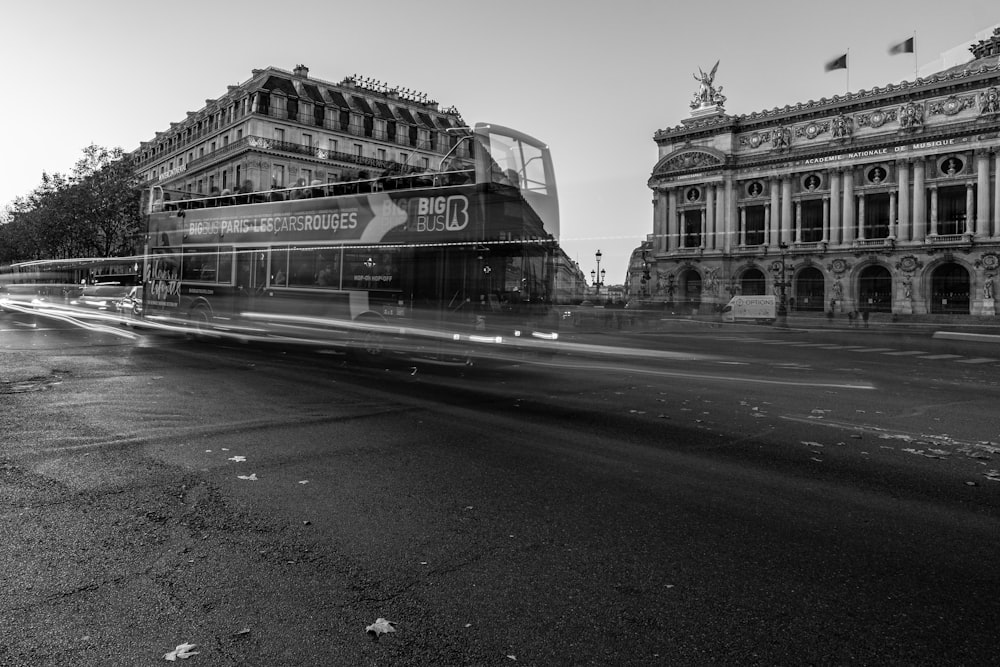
[2,301,138,341]
[533,357,876,390]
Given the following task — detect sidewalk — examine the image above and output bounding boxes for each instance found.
[566,309,1000,341]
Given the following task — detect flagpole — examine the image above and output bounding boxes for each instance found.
[913,31,918,80]
[846,48,851,93]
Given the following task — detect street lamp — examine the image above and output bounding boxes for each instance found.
[590,249,606,297]
[776,242,789,326]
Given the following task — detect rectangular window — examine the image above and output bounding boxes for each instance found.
[210,142,216,153]
[302,133,312,148]
[354,144,363,157]
[181,246,233,284]
[745,206,765,245]
[801,200,824,243]
[272,165,285,188]
[683,210,702,248]
[301,169,312,185]
[328,138,338,153]
[399,152,408,165]
[274,127,285,142]
[377,148,386,161]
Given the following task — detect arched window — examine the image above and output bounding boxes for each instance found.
[858,265,892,313]
[794,267,825,311]
[739,268,766,295]
[930,263,970,314]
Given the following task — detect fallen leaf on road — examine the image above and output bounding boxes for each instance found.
[164,642,199,660]
[366,618,396,640]
[232,628,251,637]
[228,456,246,462]
[237,473,258,481]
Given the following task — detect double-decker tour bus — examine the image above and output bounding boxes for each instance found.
[139,123,560,361]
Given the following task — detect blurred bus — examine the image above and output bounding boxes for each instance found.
[139,122,561,361]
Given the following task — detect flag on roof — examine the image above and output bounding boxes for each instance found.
[825,53,848,72]
[889,37,915,55]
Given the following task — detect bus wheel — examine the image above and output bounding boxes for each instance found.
[349,314,387,363]
[188,305,213,339]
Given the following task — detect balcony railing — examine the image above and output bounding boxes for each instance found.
[139,105,447,168]
[157,135,425,183]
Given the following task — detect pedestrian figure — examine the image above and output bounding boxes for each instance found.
[862,310,870,328]
[847,310,856,327]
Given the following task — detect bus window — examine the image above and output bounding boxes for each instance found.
[182,246,232,284]
[271,247,289,286]
[343,249,399,291]
[287,247,341,288]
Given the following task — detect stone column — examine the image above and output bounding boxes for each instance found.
[667,189,678,252]
[930,185,938,235]
[829,170,842,245]
[889,192,897,239]
[769,178,780,247]
[795,201,802,243]
[994,152,1000,238]
[897,160,911,242]
[966,183,976,235]
[700,209,706,248]
[739,206,747,246]
[842,168,855,244]
[726,175,738,252]
[913,160,926,241]
[655,190,668,253]
[857,194,866,240]
[782,178,793,245]
[977,151,990,237]
[764,205,771,247]
[705,185,716,250]
[822,197,830,242]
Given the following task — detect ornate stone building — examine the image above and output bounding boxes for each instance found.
[639,29,1000,318]
[133,65,466,199]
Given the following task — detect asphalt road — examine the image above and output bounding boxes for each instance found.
[2,311,999,665]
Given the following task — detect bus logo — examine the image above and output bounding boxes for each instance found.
[415,195,469,233]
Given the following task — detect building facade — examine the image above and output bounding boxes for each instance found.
[639,30,1000,318]
[133,65,467,199]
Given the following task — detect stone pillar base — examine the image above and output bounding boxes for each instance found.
[983,298,996,317]
[897,299,913,315]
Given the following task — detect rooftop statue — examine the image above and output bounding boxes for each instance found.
[691,60,726,110]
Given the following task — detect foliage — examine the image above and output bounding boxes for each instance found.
[0,145,144,264]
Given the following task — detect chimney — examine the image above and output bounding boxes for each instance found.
[293,64,309,78]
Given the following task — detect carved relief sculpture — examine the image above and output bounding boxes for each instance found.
[899,102,924,129]
[980,87,1000,115]
[832,114,853,139]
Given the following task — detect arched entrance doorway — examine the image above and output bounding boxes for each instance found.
[738,268,766,296]
[678,269,701,313]
[858,265,892,313]
[794,266,825,311]
[930,263,970,314]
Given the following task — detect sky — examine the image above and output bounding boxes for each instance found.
[1,0,997,281]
